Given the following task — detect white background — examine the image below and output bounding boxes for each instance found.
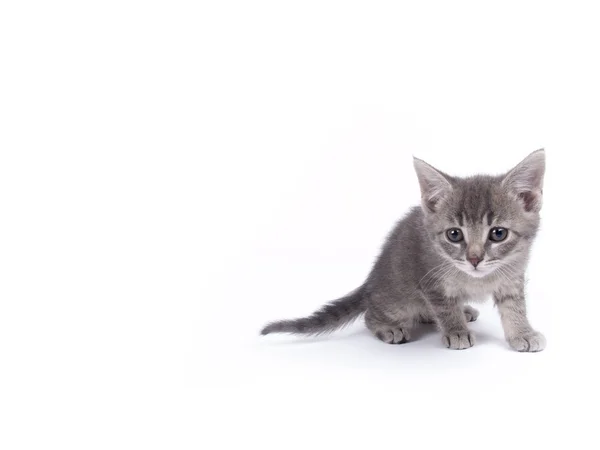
[1,1,599,449]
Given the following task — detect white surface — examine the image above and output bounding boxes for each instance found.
[1,1,599,449]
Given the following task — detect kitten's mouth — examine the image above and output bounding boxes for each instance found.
[466,269,490,278]
[456,263,494,278]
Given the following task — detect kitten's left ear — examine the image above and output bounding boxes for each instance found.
[502,149,545,212]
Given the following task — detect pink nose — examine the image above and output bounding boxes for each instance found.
[468,256,483,268]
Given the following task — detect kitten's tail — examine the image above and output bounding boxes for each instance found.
[260,286,366,336]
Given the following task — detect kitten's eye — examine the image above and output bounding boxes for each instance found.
[446,228,464,242]
[489,227,508,242]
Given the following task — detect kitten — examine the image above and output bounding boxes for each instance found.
[261,150,546,351]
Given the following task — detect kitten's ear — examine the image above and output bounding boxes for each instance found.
[502,149,545,212]
[413,157,452,213]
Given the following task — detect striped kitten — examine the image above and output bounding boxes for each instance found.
[262,150,546,351]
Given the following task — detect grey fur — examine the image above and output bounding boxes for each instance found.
[261,287,365,336]
[261,150,546,352]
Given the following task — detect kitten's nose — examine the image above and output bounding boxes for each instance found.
[468,256,483,268]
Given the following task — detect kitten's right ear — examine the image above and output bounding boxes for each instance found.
[502,149,545,213]
[413,157,452,213]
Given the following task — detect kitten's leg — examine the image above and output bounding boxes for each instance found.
[426,294,475,349]
[365,308,412,344]
[494,287,545,352]
[420,305,478,323]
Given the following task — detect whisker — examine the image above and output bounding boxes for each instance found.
[419,262,453,290]
[429,265,458,291]
[418,261,450,285]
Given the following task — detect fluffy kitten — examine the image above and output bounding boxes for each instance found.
[261,150,546,351]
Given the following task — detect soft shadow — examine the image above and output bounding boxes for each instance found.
[410,323,439,341]
[258,327,367,345]
[259,322,441,346]
[258,322,509,352]
[473,330,506,346]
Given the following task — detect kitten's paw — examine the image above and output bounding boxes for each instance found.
[463,305,479,322]
[443,331,475,350]
[374,327,411,344]
[507,331,546,352]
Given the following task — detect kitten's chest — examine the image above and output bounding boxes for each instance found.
[442,276,502,302]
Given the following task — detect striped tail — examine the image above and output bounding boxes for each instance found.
[260,286,366,336]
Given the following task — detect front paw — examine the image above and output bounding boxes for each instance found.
[442,331,475,350]
[507,331,546,352]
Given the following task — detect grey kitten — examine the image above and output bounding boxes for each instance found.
[261,150,546,351]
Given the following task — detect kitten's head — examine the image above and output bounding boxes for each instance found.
[413,150,545,278]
